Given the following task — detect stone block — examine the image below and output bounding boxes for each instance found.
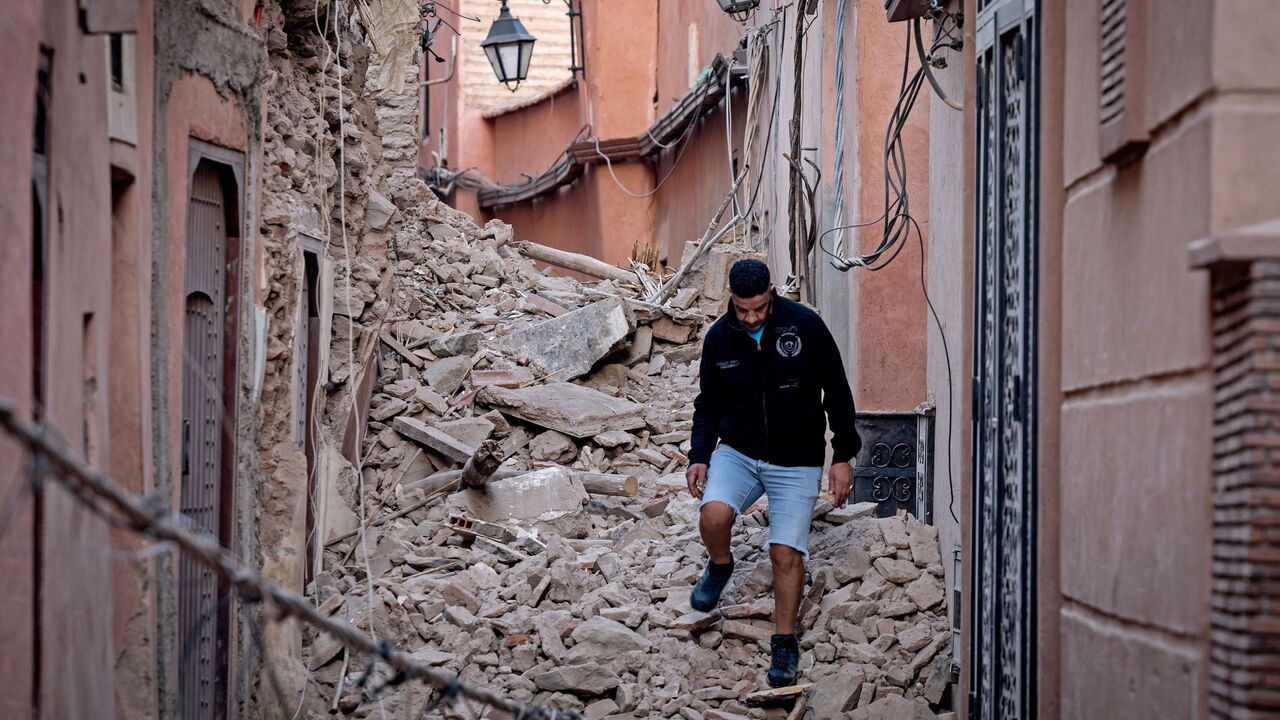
[429,330,482,358]
[826,501,878,525]
[502,298,633,381]
[471,367,535,389]
[392,416,474,463]
[478,383,646,438]
[1060,606,1201,720]
[423,355,473,396]
[530,429,578,463]
[847,693,935,720]
[1061,385,1211,633]
[905,515,941,567]
[435,416,495,448]
[624,325,654,366]
[532,664,620,696]
[1062,115,1210,391]
[651,317,695,344]
[408,647,454,666]
[570,615,653,660]
[721,620,772,643]
[370,397,407,422]
[679,242,766,301]
[878,516,911,549]
[873,557,922,584]
[365,189,397,230]
[904,575,944,611]
[413,385,450,415]
[446,467,590,538]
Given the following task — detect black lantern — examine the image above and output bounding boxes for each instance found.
[482,1,536,91]
[715,0,760,21]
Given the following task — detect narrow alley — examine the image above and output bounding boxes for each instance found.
[3,1,1279,719]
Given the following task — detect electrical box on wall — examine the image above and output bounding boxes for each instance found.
[850,406,935,521]
[885,0,931,22]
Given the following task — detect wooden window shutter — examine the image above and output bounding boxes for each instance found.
[1099,0,1149,163]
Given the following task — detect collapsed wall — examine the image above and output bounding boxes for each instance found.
[288,192,955,718]
[250,4,956,717]
[254,0,407,712]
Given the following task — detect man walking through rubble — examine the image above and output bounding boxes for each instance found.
[685,258,860,688]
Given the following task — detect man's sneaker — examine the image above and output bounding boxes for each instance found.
[689,560,734,612]
[767,633,800,688]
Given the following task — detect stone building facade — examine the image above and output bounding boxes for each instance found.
[0,1,426,717]
[932,0,1280,717]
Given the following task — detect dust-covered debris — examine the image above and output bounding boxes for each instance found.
[303,186,953,718]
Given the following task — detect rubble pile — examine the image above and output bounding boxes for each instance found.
[306,190,954,719]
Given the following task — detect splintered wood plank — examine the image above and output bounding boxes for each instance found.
[744,683,814,707]
[380,332,425,368]
[392,416,475,463]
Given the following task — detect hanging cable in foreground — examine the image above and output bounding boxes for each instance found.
[0,400,585,720]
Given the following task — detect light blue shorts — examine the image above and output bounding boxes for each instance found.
[699,444,823,556]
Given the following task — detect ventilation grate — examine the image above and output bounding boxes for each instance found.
[1100,0,1127,124]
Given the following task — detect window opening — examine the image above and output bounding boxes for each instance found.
[109,33,124,92]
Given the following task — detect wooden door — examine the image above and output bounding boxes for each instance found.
[178,161,229,720]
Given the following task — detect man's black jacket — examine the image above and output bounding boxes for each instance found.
[689,293,860,468]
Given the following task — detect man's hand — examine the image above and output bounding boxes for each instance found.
[829,462,853,508]
[686,463,708,499]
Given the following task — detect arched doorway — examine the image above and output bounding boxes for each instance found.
[178,158,238,720]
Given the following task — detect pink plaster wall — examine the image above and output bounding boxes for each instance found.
[849,0,929,411]
[488,85,584,184]
[0,5,260,716]
[0,1,42,715]
[582,0,657,137]
[108,3,159,717]
[654,0,744,116]
[651,90,748,268]
[496,170,604,258]
[0,2,124,717]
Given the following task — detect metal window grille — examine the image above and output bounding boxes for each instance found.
[851,408,935,521]
[970,1,1040,717]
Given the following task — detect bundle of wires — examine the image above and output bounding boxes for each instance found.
[819,10,962,272]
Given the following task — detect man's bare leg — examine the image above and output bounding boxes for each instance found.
[699,501,735,564]
[769,543,805,635]
[691,501,738,612]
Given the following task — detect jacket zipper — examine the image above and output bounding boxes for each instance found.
[758,336,770,462]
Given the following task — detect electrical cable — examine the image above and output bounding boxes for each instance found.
[824,14,959,272]
[325,7,387,718]
[914,17,962,111]
[645,126,679,149]
[591,77,713,199]
[724,66,740,217]
[830,0,850,260]
[424,1,479,23]
[742,8,787,241]
[907,215,959,526]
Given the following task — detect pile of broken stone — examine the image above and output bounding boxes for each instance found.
[307,191,954,720]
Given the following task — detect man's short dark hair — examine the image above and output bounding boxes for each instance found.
[728,259,771,298]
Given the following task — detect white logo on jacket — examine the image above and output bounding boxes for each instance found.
[776,332,802,358]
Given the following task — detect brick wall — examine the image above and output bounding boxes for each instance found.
[1209,257,1280,718]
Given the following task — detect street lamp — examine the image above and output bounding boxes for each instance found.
[481,0,536,92]
[714,0,760,21]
